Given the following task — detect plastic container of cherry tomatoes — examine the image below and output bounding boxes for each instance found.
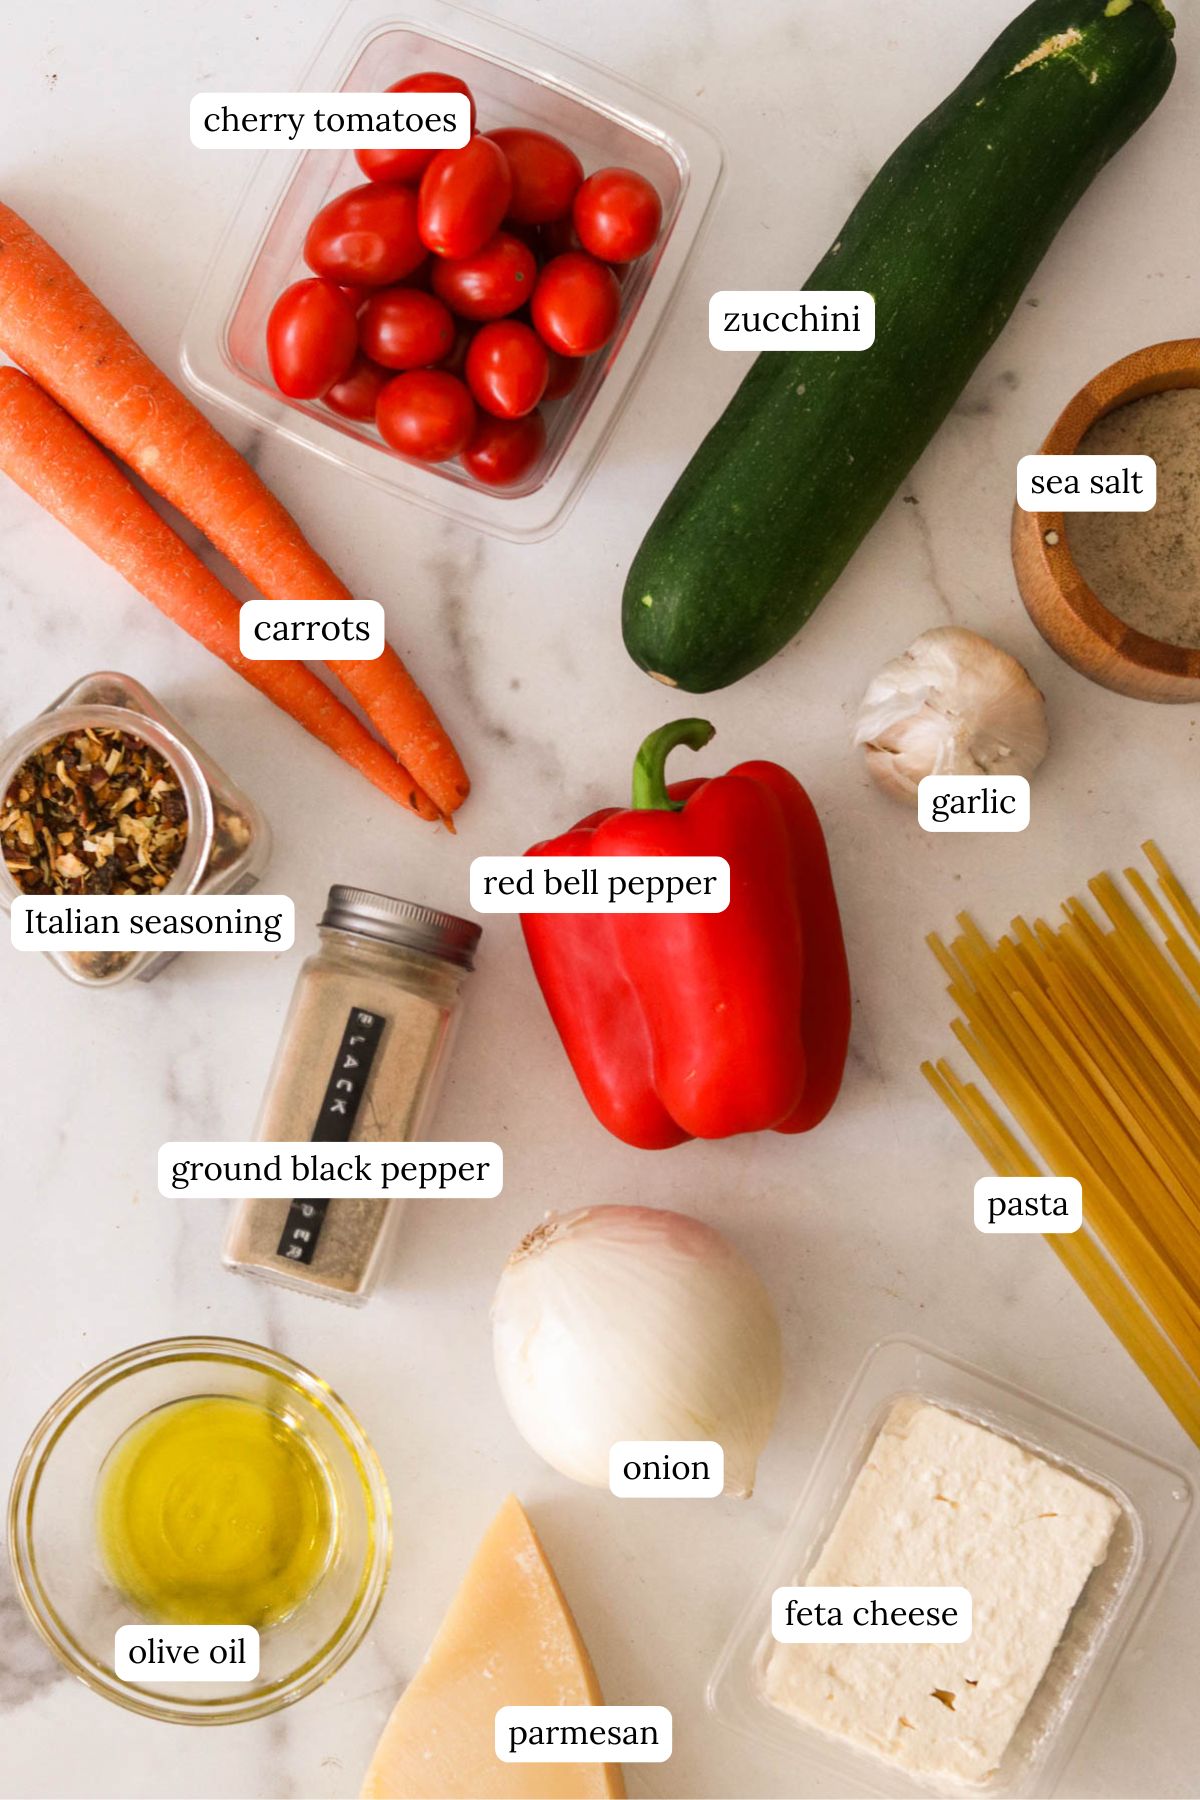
[181,0,724,542]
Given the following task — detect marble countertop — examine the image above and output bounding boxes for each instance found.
[2,2,1198,1796]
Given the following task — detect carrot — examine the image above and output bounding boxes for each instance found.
[0,367,441,821]
[0,202,469,818]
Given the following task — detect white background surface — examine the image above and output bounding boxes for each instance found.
[1,3,1198,1797]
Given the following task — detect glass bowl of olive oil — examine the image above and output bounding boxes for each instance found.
[7,1337,391,1723]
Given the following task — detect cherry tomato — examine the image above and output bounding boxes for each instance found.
[486,127,582,225]
[572,166,662,263]
[324,352,391,420]
[359,287,456,369]
[462,409,546,486]
[376,369,476,461]
[419,137,512,259]
[465,320,548,419]
[543,347,584,401]
[531,253,621,357]
[430,232,536,321]
[266,279,358,398]
[355,73,477,185]
[304,181,425,286]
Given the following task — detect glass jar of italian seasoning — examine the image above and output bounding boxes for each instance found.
[223,886,481,1305]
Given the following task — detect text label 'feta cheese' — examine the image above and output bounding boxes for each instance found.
[470,857,729,913]
[159,1142,503,1199]
[1017,455,1156,513]
[709,291,875,351]
[115,1625,259,1683]
[240,600,385,660]
[917,775,1030,834]
[609,1441,724,1498]
[974,1177,1083,1234]
[191,93,471,149]
[495,1706,673,1763]
[772,1586,972,1643]
[11,895,294,952]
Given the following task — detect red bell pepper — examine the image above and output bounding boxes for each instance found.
[520,719,851,1149]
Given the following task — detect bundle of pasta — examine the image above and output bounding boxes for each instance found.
[924,842,1200,1445]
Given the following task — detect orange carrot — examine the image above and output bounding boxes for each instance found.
[0,202,469,818]
[0,367,441,821]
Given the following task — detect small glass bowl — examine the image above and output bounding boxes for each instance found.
[7,1337,392,1725]
[0,672,269,988]
[707,1336,1194,1798]
[180,0,724,541]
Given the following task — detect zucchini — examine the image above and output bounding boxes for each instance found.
[623,0,1177,692]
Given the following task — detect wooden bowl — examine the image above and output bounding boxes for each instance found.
[1012,338,1200,702]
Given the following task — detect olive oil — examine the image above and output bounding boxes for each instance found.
[97,1395,336,1628]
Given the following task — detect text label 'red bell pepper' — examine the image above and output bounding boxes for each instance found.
[520,719,852,1149]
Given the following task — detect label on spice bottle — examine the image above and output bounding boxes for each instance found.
[609,1441,724,1497]
[10,894,294,950]
[471,856,730,913]
[974,1177,1083,1234]
[160,1143,503,1199]
[277,1004,386,1263]
[1016,454,1156,512]
[772,1588,972,1644]
[190,92,471,150]
[496,1706,673,1764]
[917,775,1029,833]
[708,291,875,351]
[114,1625,260,1682]
[239,600,386,660]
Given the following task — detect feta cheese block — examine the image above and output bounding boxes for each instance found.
[763,1399,1120,1786]
[360,1495,624,1799]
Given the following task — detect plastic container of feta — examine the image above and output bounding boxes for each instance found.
[707,1336,1194,1799]
[180,0,724,541]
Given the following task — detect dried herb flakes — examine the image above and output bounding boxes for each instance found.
[2,728,189,896]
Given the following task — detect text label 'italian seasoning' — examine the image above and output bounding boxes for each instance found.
[190,92,472,149]
[10,895,294,950]
[470,857,729,913]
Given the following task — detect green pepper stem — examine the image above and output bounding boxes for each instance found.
[631,718,715,811]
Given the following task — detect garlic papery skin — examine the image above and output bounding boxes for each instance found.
[492,1205,782,1499]
[854,626,1049,804]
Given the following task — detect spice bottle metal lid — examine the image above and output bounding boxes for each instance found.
[321,886,481,969]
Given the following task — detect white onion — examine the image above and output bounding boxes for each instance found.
[491,1205,783,1498]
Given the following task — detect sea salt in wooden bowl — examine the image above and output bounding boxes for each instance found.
[1012,338,1200,702]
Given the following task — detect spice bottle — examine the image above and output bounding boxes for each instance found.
[0,670,267,988]
[223,886,481,1305]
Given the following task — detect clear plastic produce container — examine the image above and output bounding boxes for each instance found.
[181,0,724,541]
[707,1336,1194,1799]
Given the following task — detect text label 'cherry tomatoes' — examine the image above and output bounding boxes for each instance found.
[323,352,391,421]
[418,136,513,260]
[304,181,425,286]
[355,72,477,185]
[486,127,583,226]
[465,320,549,420]
[376,369,477,462]
[430,232,536,322]
[572,166,663,263]
[462,409,547,486]
[266,279,358,398]
[360,287,457,370]
[531,253,621,357]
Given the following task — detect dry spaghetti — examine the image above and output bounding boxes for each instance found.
[923,841,1200,1445]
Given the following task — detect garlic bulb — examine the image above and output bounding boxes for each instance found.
[854,626,1049,804]
[492,1205,782,1498]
